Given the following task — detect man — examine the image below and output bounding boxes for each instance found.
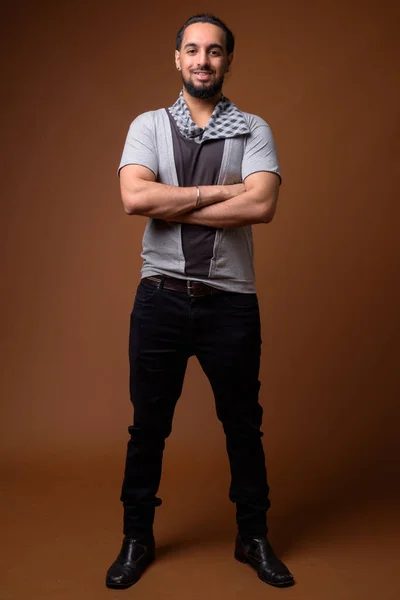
[106,14,295,589]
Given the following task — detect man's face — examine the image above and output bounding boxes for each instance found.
[175,23,233,99]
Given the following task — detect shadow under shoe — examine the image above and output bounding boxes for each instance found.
[106,535,155,589]
[235,534,295,587]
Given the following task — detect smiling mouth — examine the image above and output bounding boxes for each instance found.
[192,72,213,82]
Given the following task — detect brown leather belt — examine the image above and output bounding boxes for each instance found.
[142,275,221,297]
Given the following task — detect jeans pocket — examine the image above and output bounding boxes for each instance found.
[134,281,160,305]
[224,292,259,311]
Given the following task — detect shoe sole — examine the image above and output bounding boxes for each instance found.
[105,557,154,589]
[235,552,295,588]
[106,579,140,590]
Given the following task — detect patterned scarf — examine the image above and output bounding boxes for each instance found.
[168,91,250,143]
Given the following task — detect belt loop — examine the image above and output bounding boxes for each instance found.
[157,275,166,290]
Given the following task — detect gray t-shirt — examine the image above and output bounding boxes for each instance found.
[118,103,280,293]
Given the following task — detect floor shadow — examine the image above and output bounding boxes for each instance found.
[266,464,399,558]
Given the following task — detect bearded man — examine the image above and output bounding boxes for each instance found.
[106,13,295,590]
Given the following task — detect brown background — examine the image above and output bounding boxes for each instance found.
[1,1,399,598]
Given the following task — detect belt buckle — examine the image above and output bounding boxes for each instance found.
[187,280,194,297]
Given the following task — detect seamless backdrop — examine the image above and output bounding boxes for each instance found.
[1,0,399,569]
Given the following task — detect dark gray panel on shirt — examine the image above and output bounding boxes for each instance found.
[166,110,225,279]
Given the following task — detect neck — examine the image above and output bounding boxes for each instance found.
[182,89,222,128]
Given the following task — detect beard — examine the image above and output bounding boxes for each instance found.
[181,71,225,100]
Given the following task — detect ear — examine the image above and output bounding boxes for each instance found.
[175,50,181,71]
[226,52,234,73]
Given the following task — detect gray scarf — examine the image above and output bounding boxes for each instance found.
[168,91,250,143]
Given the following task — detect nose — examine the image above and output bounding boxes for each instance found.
[196,49,210,67]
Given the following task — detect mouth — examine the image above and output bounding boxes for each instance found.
[192,70,213,80]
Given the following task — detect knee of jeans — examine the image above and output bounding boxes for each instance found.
[221,417,264,438]
[217,402,263,428]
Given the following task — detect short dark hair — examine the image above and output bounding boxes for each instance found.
[176,14,235,55]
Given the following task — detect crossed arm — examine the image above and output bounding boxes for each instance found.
[119,164,280,228]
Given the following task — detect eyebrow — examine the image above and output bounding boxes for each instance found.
[183,42,224,51]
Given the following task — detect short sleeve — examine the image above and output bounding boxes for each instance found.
[241,114,281,183]
[117,111,158,177]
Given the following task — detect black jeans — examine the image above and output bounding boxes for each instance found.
[120,280,270,539]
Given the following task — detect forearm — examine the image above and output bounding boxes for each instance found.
[122,181,244,219]
[173,191,277,228]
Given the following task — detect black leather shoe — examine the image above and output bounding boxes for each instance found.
[105,535,155,589]
[235,534,295,587]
